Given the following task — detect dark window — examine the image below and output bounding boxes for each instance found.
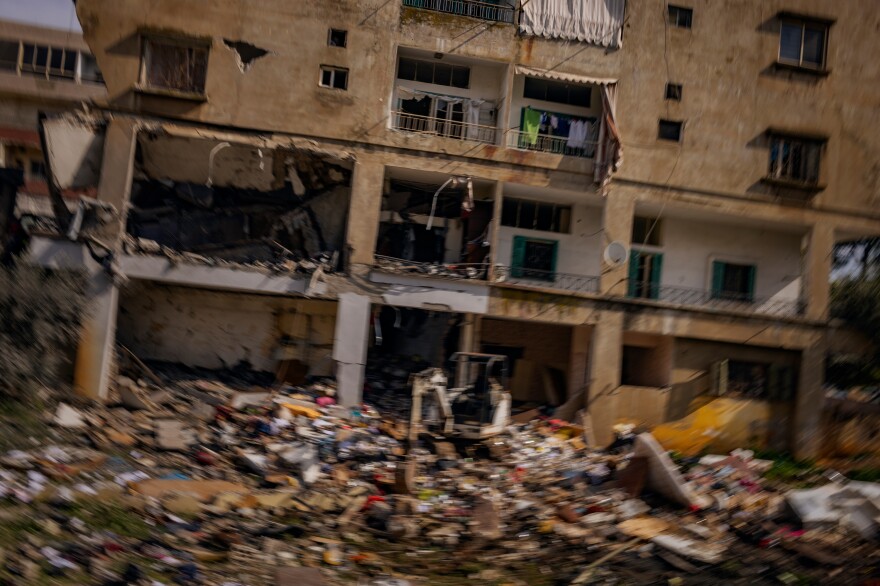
[328,29,347,48]
[501,197,571,233]
[0,40,19,71]
[29,160,46,180]
[523,76,591,107]
[511,235,558,280]
[711,261,756,302]
[397,56,469,89]
[665,83,682,101]
[658,119,683,142]
[768,135,822,184]
[779,20,828,70]
[80,53,103,83]
[319,65,348,89]
[632,216,661,246]
[49,47,76,78]
[668,5,693,28]
[143,38,209,94]
[21,43,50,75]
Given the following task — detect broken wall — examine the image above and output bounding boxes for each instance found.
[117,282,338,374]
[480,318,571,404]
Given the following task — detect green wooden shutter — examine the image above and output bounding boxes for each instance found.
[711,261,725,298]
[511,236,526,277]
[627,250,641,297]
[746,265,757,302]
[550,241,559,276]
[650,253,663,300]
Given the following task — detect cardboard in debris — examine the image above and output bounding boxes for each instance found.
[131,479,249,501]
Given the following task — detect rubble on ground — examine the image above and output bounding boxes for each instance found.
[0,358,878,585]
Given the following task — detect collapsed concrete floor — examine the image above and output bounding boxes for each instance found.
[0,354,878,586]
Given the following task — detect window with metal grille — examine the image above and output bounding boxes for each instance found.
[523,76,591,107]
[668,5,693,28]
[320,65,348,90]
[511,235,558,281]
[779,19,828,70]
[501,197,571,234]
[711,261,756,302]
[768,135,822,184]
[142,38,209,94]
[397,57,469,89]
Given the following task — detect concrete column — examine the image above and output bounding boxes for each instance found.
[74,271,119,400]
[803,223,834,321]
[568,324,592,403]
[488,182,503,280]
[586,309,624,446]
[792,336,827,459]
[333,293,372,407]
[456,313,476,385]
[346,158,385,267]
[73,118,138,401]
[93,117,139,245]
[599,188,636,295]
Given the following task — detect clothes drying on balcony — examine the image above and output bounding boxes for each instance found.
[397,86,495,141]
[520,0,626,48]
[523,107,598,157]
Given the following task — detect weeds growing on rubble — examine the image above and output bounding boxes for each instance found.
[0,264,87,401]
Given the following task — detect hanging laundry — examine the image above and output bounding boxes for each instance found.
[523,108,542,145]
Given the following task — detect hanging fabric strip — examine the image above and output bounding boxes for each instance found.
[594,83,622,191]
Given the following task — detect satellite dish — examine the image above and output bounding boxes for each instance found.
[604,241,628,267]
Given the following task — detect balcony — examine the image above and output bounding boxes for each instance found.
[375,255,489,281]
[402,0,515,23]
[493,265,600,293]
[391,110,498,145]
[627,283,805,318]
[505,129,596,159]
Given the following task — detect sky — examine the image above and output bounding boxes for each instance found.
[0,0,81,32]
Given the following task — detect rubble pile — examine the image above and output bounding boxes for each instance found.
[0,363,878,585]
[122,234,338,277]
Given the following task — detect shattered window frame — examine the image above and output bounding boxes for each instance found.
[767,134,823,185]
[141,36,210,96]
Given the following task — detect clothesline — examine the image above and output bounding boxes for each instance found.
[521,106,598,152]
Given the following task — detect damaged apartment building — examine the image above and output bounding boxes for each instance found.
[28,0,880,457]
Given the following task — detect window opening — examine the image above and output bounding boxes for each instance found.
[320,65,348,90]
[143,38,209,94]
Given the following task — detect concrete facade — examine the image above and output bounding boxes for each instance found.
[30,0,880,457]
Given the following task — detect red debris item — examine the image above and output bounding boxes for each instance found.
[195,451,215,466]
[316,396,336,407]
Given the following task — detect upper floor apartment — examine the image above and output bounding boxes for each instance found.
[0,20,105,104]
[73,0,880,215]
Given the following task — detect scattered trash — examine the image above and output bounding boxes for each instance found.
[2,356,878,584]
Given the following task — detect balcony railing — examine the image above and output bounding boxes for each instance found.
[391,110,498,145]
[505,129,596,159]
[374,255,489,280]
[627,283,805,318]
[402,0,515,23]
[493,265,600,293]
